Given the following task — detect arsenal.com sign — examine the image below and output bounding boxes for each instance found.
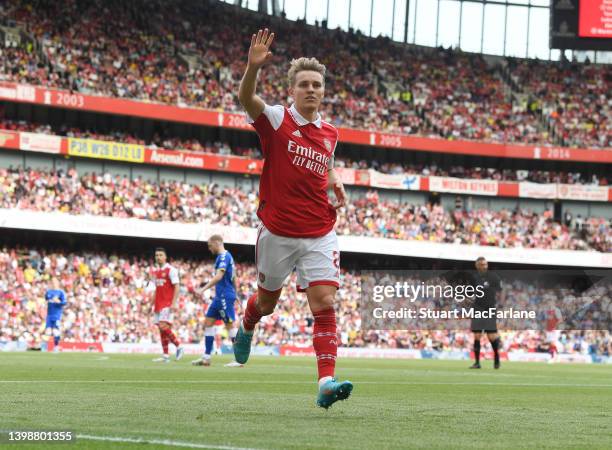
[147,149,205,169]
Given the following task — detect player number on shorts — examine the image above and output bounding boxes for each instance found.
[332,251,340,269]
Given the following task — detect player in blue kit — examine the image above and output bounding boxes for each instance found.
[192,235,241,367]
[44,277,67,352]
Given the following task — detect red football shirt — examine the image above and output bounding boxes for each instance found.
[249,104,338,238]
[545,308,562,332]
[153,263,179,312]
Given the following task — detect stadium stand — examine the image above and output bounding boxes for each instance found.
[1,167,609,252]
[0,119,608,185]
[0,0,609,360]
[0,0,609,148]
[1,246,609,357]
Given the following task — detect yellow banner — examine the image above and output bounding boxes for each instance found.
[67,138,144,163]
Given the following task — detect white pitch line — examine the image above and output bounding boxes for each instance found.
[1,380,611,388]
[77,434,260,450]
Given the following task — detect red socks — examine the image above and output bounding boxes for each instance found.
[165,327,180,347]
[313,308,337,380]
[159,325,180,354]
[160,328,169,354]
[242,293,338,381]
[243,293,263,331]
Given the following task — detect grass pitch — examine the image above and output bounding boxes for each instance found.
[1,353,611,449]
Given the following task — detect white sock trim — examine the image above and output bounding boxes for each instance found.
[318,376,333,388]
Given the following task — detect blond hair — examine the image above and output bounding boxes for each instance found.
[208,234,223,243]
[287,57,326,87]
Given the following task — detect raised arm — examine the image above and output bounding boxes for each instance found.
[238,28,275,121]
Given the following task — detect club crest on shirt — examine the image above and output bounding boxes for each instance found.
[323,138,332,152]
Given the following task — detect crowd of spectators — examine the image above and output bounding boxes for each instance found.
[0,0,609,149]
[1,247,609,358]
[339,194,610,252]
[399,49,551,144]
[1,167,610,252]
[506,57,611,150]
[0,1,609,363]
[1,118,608,186]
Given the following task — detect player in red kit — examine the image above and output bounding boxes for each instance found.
[235,28,352,409]
[545,305,563,363]
[151,247,184,363]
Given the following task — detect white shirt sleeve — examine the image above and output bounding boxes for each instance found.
[145,280,156,294]
[245,104,285,131]
[169,266,179,285]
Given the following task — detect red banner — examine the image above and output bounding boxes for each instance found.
[579,0,612,38]
[0,130,20,150]
[0,82,610,162]
[498,182,519,197]
[144,148,263,174]
[222,112,254,131]
[146,149,207,169]
[337,127,612,163]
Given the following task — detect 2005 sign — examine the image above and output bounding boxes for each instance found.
[379,134,402,148]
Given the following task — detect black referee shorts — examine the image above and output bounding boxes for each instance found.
[471,316,497,333]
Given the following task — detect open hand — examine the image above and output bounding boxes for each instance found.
[248,28,275,68]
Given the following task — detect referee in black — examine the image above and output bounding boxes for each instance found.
[469,257,503,369]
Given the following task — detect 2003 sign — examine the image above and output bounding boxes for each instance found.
[56,92,85,108]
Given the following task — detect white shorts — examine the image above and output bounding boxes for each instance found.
[154,307,173,324]
[546,330,560,345]
[255,224,340,293]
